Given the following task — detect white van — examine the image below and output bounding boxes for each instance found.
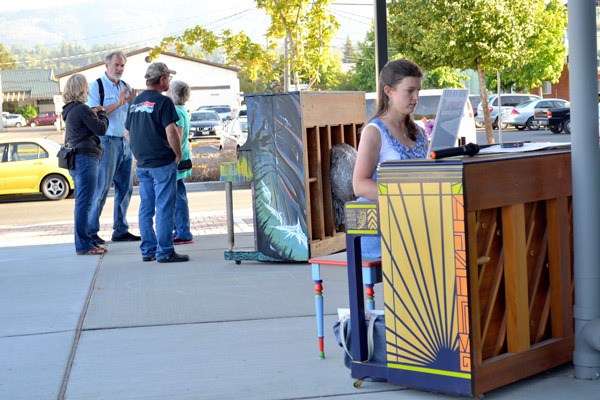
[365,89,477,145]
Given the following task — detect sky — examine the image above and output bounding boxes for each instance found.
[0,0,374,56]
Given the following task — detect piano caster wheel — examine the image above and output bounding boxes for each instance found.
[353,379,363,389]
[235,260,241,265]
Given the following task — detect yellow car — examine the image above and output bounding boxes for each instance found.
[0,138,75,200]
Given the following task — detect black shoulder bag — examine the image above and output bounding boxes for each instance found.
[57,144,76,170]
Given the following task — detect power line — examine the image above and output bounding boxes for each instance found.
[6,4,373,68]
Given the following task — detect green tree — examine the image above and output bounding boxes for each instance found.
[342,35,355,63]
[314,53,355,90]
[423,67,468,89]
[16,104,37,120]
[487,0,567,95]
[10,42,116,73]
[150,28,279,89]
[352,29,377,92]
[0,43,17,70]
[151,0,339,92]
[256,0,339,90]
[388,0,552,143]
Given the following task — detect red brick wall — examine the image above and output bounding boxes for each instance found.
[543,64,600,100]
[550,66,571,100]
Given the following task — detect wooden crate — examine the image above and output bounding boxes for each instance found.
[244,91,365,261]
[301,91,365,258]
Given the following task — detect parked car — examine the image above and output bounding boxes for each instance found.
[27,111,58,127]
[2,113,27,128]
[502,98,569,131]
[197,105,233,121]
[475,93,541,129]
[219,117,248,150]
[189,110,223,138]
[0,138,75,200]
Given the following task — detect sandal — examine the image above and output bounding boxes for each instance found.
[77,246,108,256]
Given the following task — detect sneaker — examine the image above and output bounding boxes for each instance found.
[112,232,141,242]
[157,252,189,263]
[173,237,194,245]
[92,234,106,245]
[142,255,156,262]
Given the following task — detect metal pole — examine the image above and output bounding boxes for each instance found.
[497,71,503,144]
[568,0,600,380]
[225,181,235,252]
[374,0,388,77]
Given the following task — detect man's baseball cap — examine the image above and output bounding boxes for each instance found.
[144,62,176,80]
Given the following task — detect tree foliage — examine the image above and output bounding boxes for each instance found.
[486,0,567,94]
[387,0,565,143]
[8,42,118,73]
[342,35,356,63]
[16,104,37,120]
[423,67,468,89]
[0,43,17,70]
[150,27,279,88]
[352,28,377,92]
[256,0,339,90]
[150,0,339,92]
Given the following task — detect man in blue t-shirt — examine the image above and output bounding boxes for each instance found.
[125,62,189,263]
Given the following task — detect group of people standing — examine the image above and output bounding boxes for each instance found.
[62,50,193,263]
[61,50,427,262]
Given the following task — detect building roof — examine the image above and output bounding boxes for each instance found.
[54,47,239,78]
[1,69,59,100]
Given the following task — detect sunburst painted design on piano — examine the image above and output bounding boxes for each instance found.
[379,180,470,380]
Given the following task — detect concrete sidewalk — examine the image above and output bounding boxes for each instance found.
[1,228,599,399]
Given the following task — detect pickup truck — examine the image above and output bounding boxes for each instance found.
[533,107,571,134]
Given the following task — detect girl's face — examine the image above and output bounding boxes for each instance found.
[384,76,421,115]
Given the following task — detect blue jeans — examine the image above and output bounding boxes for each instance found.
[136,163,177,260]
[174,178,193,240]
[70,154,100,253]
[88,136,133,237]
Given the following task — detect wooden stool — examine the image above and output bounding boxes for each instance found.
[309,252,382,359]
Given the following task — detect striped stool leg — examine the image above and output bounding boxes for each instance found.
[365,284,375,311]
[363,267,379,311]
[312,263,325,358]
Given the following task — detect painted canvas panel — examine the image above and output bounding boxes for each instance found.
[245,93,309,261]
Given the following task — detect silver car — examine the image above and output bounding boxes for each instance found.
[2,113,27,128]
[476,94,540,129]
[502,98,569,131]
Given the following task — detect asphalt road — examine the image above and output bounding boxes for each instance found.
[0,123,572,228]
[0,183,253,228]
[1,123,573,145]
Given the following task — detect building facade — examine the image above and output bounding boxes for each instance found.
[0,69,59,114]
[55,47,241,113]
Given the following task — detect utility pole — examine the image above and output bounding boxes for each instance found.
[374,0,388,78]
[284,36,290,92]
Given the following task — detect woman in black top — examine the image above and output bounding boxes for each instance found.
[62,74,109,255]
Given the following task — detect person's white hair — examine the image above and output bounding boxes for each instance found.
[169,80,190,105]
